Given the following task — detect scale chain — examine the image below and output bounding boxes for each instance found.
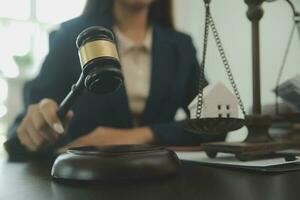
[196,2,247,118]
[207,13,247,117]
[196,3,210,119]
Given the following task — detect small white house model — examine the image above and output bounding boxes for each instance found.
[188,82,239,119]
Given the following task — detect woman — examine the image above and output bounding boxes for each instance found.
[4,0,224,160]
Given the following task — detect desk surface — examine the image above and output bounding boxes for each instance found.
[1,158,300,200]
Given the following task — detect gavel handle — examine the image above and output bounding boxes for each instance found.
[57,74,85,121]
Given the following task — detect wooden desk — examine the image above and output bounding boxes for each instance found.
[0,158,300,200]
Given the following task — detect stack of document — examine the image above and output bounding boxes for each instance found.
[176,151,300,172]
[276,74,300,110]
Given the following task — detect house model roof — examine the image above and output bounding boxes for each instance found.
[188,82,237,110]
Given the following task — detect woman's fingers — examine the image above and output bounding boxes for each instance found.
[26,121,47,150]
[17,98,74,152]
[39,99,64,134]
[17,122,36,152]
[63,110,74,134]
[30,106,58,142]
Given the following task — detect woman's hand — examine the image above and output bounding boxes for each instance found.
[17,98,74,152]
[58,127,156,152]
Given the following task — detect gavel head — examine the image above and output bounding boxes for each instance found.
[76,26,123,94]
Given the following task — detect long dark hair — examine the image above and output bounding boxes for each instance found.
[82,0,174,29]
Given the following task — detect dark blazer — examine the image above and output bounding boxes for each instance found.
[4,13,225,160]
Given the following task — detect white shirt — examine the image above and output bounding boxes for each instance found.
[114,27,153,124]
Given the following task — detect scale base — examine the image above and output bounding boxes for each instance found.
[202,115,300,161]
[202,139,300,161]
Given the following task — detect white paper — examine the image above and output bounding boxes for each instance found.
[176,151,300,167]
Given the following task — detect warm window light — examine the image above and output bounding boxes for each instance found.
[0,23,33,78]
[0,105,7,118]
[0,51,20,78]
[36,0,87,24]
[0,63,19,78]
[0,23,32,56]
[0,79,8,102]
[0,0,30,20]
[0,135,6,147]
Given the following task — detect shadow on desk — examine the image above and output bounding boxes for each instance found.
[1,159,300,200]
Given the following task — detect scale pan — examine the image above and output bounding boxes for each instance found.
[183,118,245,134]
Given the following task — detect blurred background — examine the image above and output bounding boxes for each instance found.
[0,0,87,154]
[0,0,299,153]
